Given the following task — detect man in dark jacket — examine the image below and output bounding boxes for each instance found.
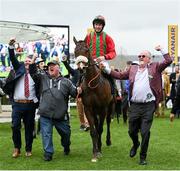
[169,65,180,103]
[170,75,180,121]
[102,45,172,165]
[30,57,81,161]
[3,39,39,158]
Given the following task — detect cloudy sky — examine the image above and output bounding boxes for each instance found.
[0,0,179,55]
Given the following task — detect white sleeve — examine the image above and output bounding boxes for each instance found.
[101,61,111,74]
[160,49,168,55]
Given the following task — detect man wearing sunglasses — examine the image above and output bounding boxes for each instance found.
[102,45,172,165]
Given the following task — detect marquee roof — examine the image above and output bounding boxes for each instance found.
[0,21,51,44]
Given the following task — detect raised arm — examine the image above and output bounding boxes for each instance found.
[61,55,76,76]
[8,38,21,71]
[155,45,173,73]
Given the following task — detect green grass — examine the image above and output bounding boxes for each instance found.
[0,108,180,170]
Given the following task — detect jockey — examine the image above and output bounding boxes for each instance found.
[85,15,116,63]
[85,15,117,95]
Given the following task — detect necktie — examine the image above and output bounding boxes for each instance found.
[24,73,30,98]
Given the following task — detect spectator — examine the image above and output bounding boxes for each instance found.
[42,44,50,63]
[155,70,170,117]
[62,55,89,131]
[102,45,172,165]
[162,70,171,106]
[120,61,133,124]
[170,75,180,121]
[169,65,180,103]
[0,86,5,113]
[29,57,81,161]
[34,41,42,57]
[33,55,47,137]
[2,38,40,158]
[0,44,7,67]
[15,43,24,61]
[114,69,122,122]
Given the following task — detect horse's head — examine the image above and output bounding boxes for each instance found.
[73,36,89,58]
[73,36,97,72]
[73,36,93,70]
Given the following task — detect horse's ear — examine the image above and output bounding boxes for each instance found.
[73,36,77,45]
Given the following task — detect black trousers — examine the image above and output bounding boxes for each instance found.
[11,103,36,152]
[128,101,155,159]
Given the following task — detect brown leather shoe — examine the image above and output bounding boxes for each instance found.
[25,151,32,157]
[12,148,21,158]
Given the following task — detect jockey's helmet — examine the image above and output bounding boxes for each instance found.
[92,15,105,27]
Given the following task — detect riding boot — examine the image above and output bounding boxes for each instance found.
[102,72,116,96]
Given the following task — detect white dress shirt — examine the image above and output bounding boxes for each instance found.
[14,73,38,103]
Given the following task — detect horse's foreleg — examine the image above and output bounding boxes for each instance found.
[90,125,99,155]
[84,108,99,162]
[106,101,115,146]
[106,113,111,146]
[97,114,106,153]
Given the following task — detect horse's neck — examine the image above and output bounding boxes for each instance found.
[85,65,99,80]
[87,54,99,75]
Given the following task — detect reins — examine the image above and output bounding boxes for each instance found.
[76,84,82,99]
[88,71,100,89]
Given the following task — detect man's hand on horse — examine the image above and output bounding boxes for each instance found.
[95,56,105,63]
[77,87,82,94]
[99,62,105,70]
[99,61,111,74]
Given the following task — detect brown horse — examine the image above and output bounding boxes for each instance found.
[73,37,115,162]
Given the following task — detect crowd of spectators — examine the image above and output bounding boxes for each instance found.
[0,34,68,74]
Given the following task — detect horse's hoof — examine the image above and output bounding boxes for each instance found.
[91,158,98,162]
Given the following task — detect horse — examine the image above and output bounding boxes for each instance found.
[73,37,115,162]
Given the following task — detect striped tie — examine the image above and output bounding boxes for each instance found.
[24,73,30,98]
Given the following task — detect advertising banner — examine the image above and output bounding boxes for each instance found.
[168,25,178,64]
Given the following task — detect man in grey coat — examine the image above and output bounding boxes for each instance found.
[30,57,81,161]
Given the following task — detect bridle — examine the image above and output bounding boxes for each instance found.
[75,41,101,89]
[78,58,101,89]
